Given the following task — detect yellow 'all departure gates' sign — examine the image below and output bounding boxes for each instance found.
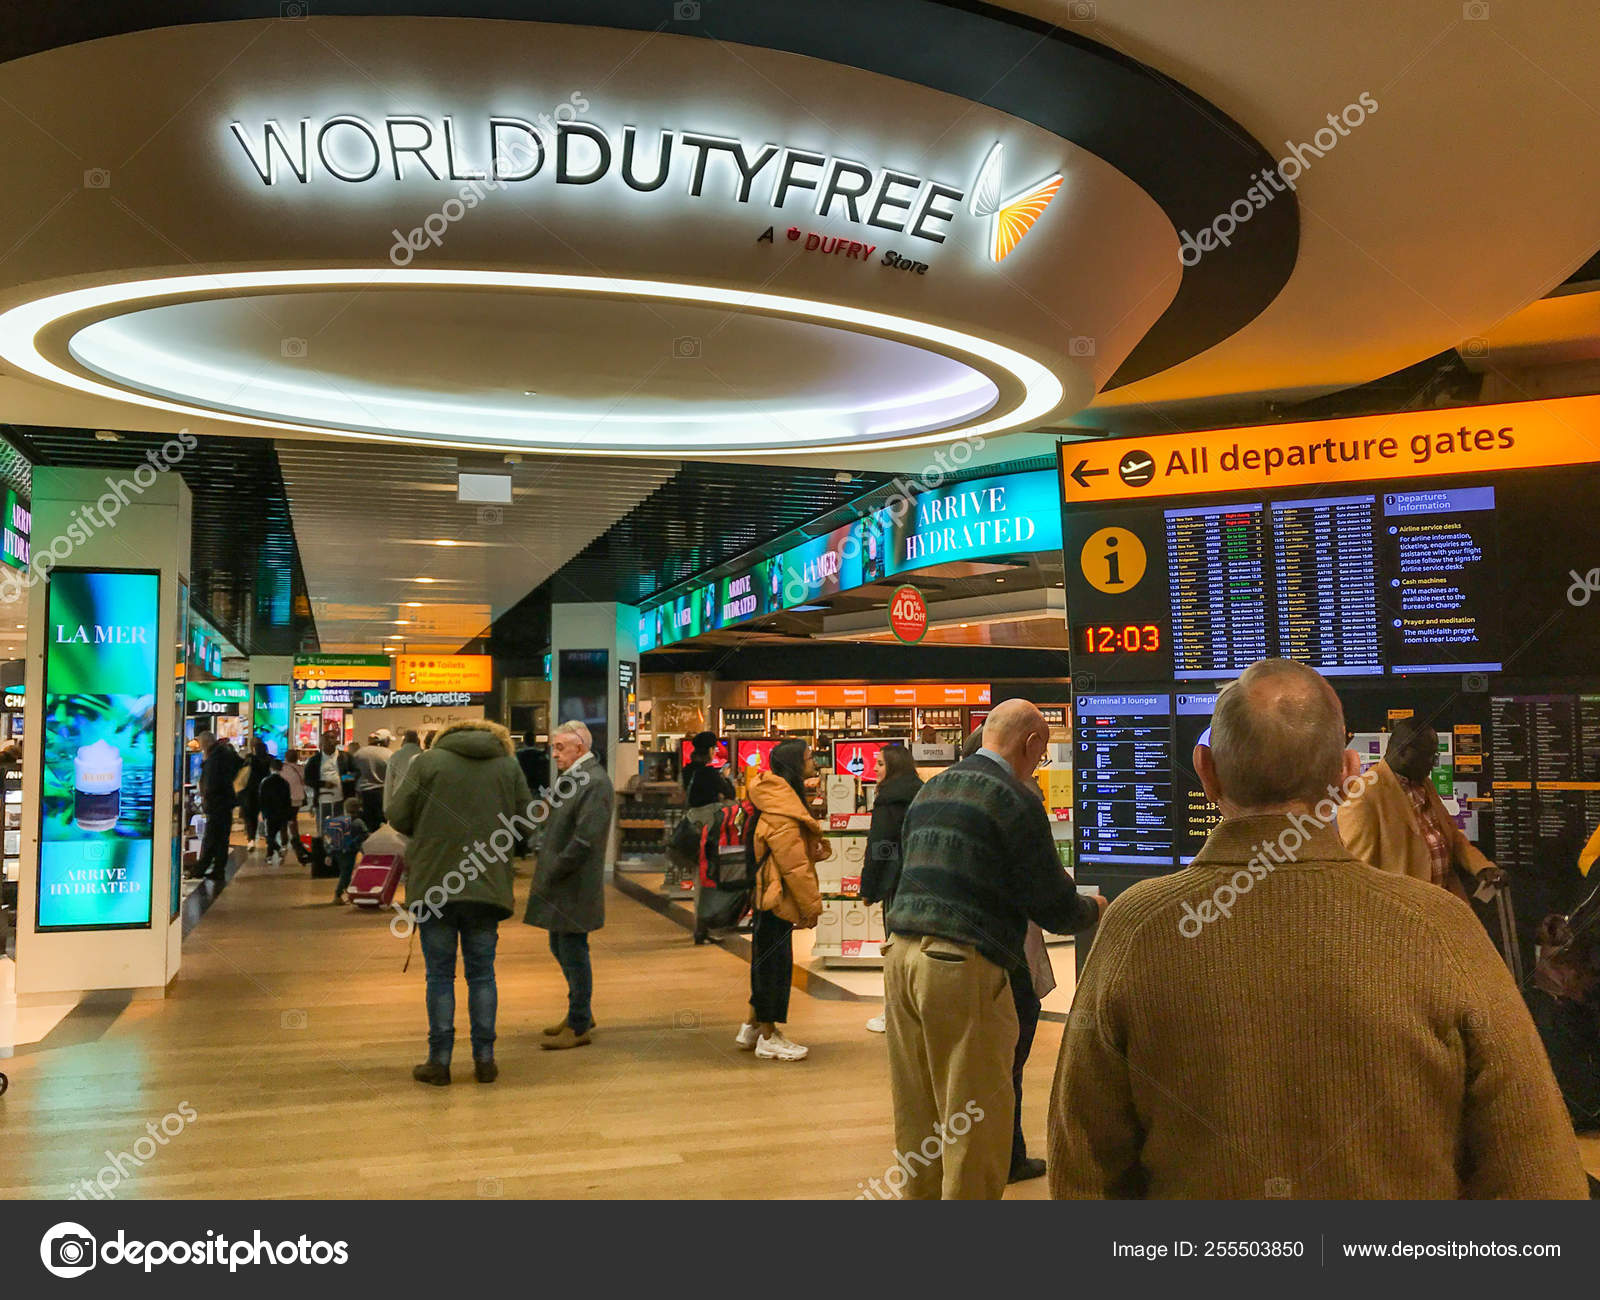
[1059,393,1600,504]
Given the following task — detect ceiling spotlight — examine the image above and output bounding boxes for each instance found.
[402,601,423,607]
[393,620,411,625]
[411,577,439,583]
[432,539,460,547]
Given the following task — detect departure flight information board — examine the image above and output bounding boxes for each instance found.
[1065,478,1516,684]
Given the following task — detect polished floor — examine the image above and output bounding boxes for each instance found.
[1,858,1594,1199]
[0,859,1058,1200]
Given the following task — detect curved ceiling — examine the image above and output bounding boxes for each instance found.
[1,0,1598,470]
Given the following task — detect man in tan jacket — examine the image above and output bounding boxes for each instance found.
[1049,658,1587,1199]
[1337,719,1502,902]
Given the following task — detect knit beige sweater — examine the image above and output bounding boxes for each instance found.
[1049,814,1588,1199]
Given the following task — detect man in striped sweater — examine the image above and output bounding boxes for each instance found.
[883,698,1104,1200]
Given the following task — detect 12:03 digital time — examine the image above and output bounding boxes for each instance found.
[1079,623,1162,654]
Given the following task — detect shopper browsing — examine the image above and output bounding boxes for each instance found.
[736,739,829,1061]
[382,729,423,816]
[682,731,736,807]
[1337,718,1504,901]
[859,743,922,1035]
[257,757,294,867]
[884,699,1102,1199]
[353,731,391,829]
[1049,658,1588,1199]
[303,731,355,878]
[190,731,243,883]
[238,738,272,853]
[278,748,311,865]
[390,719,532,1085]
[524,721,614,1051]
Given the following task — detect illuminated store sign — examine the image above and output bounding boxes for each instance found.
[229,117,982,248]
[38,569,160,931]
[186,681,249,715]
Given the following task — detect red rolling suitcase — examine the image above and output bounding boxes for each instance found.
[347,851,404,908]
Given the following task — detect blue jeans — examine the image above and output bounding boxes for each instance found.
[548,931,593,1034]
[419,917,499,1062]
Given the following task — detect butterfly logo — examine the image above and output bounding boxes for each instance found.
[970,143,1064,263]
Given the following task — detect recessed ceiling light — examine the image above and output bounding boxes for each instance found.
[960,623,970,627]
[432,539,460,547]
[411,577,439,583]
[393,620,411,625]
[402,602,422,607]
[0,268,1063,457]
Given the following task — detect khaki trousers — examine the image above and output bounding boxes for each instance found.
[883,934,1018,1200]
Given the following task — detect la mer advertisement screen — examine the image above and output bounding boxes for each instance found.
[37,568,160,930]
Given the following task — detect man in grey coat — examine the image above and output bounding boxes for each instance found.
[524,720,614,1050]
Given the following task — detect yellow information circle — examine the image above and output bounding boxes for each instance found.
[1079,527,1147,594]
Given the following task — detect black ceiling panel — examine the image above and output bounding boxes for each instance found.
[547,461,895,606]
[2,426,317,656]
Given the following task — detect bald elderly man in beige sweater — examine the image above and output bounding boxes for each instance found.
[1050,658,1586,1200]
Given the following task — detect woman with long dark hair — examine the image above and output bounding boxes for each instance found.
[860,743,923,1033]
[736,739,829,1061]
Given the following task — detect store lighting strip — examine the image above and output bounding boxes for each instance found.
[0,269,1066,456]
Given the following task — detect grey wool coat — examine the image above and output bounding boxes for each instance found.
[523,753,614,933]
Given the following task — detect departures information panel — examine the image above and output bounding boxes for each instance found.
[1065,481,1503,684]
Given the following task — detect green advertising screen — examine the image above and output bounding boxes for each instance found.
[38,568,160,931]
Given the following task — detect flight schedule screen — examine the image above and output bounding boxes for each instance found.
[1165,504,1268,678]
[1073,693,1174,867]
[1066,480,1504,683]
[1271,494,1381,675]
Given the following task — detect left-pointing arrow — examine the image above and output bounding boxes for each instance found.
[1070,459,1108,489]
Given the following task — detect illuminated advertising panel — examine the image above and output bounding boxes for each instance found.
[888,469,1061,573]
[38,569,160,930]
[252,683,290,758]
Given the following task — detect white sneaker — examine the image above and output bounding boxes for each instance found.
[267,853,282,867]
[865,1015,886,1034]
[755,1031,809,1061]
[735,1022,759,1050]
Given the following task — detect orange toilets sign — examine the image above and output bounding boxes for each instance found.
[1059,394,1600,503]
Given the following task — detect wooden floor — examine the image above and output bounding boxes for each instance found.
[1,858,1593,1199]
[0,858,1060,1199]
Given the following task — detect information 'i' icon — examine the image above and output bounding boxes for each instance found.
[1080,527,1147,594]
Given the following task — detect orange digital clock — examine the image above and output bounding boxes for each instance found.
[1080,623,1162,654]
